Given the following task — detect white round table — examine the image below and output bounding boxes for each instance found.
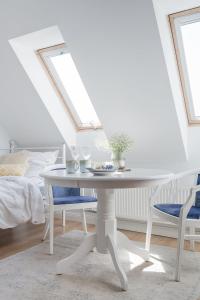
[42,168,173,291]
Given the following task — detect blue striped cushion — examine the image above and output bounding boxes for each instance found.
[54,196,97,205]
[154,204,200,219]
[52,186,80,198]
[52,186,96,205]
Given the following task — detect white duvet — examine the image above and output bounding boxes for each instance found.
[0,176,45,229]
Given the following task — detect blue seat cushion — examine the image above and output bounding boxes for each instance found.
[52,186,80,198]
[54,195,97,205]
[154,204,200,219]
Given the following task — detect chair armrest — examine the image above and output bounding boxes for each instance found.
[181,185,199,217]
[191,185,200,193]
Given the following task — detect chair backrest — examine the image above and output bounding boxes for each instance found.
[152,169,199,206]
[195,174,200,207]
[52,186,80,198]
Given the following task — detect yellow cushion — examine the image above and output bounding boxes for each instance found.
[0,151,29,164]
[0,164,28,176]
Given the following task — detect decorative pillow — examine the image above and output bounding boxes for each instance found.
[0,164,28,176]
[24,150,59,179]
[0,151,29,164]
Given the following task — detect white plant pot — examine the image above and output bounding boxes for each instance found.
[112,152,126,169]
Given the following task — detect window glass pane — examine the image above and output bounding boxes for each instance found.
[181,21,200,116]
[50,53,101,127]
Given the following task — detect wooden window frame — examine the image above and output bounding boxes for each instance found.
[169,6,200,125]
[36,43,102,131]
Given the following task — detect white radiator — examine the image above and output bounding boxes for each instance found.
[115,187,190,221]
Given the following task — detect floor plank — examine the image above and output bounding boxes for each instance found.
[0,218,199,260]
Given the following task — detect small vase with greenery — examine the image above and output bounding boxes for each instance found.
[109,134,133,169]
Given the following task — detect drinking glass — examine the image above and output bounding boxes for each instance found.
[70,145,80,160]
[80,146,91,160]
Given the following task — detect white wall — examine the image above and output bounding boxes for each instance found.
[0,124,10,150]
[9,26,109,160]
[152,0,189,159]
[9,26,76,150]
[0,0,191,167]
[153,0,200,169]
[0,2,64,147]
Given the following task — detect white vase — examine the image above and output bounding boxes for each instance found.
[111,152,126,169]
[118,158,126,169]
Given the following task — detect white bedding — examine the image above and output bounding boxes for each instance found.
[0,176,45,229]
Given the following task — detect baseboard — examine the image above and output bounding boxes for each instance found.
[117,218,178,238]
[61,210,180,238]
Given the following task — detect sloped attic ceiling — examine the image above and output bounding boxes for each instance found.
[0,0,187,165]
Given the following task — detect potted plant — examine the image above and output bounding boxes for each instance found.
[109,134,133,169]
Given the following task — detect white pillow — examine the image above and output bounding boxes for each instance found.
[24,150,59,180]
[25,160,46,176]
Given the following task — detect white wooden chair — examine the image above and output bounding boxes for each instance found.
[42,185,97,254]
[145,169,200,281]
[6,141,96,254]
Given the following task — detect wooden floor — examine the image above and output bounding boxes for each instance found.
[0,218,200,260]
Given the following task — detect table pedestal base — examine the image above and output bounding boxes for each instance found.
[56,189,148,291]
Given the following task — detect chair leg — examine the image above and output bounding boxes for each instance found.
[62,210,66,229]
[42,218,49,241]
[49,205,54,255]
[82,209,88,234]
[189,225,195,251]
[175,221,185,281]
[145,207,153,260]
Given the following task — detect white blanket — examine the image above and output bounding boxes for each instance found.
[0,176,45,229]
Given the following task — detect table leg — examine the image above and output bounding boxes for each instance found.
[96,189,128,290]
[56,188,146,291]
[107,234,128,291]
[56,233,96,275]
[117,231,148,261]
[96,189,116,254]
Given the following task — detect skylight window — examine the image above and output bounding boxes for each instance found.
[37,44,101,130]
[169,7,200,124]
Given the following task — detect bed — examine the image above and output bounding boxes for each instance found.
[0,141,66,229]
